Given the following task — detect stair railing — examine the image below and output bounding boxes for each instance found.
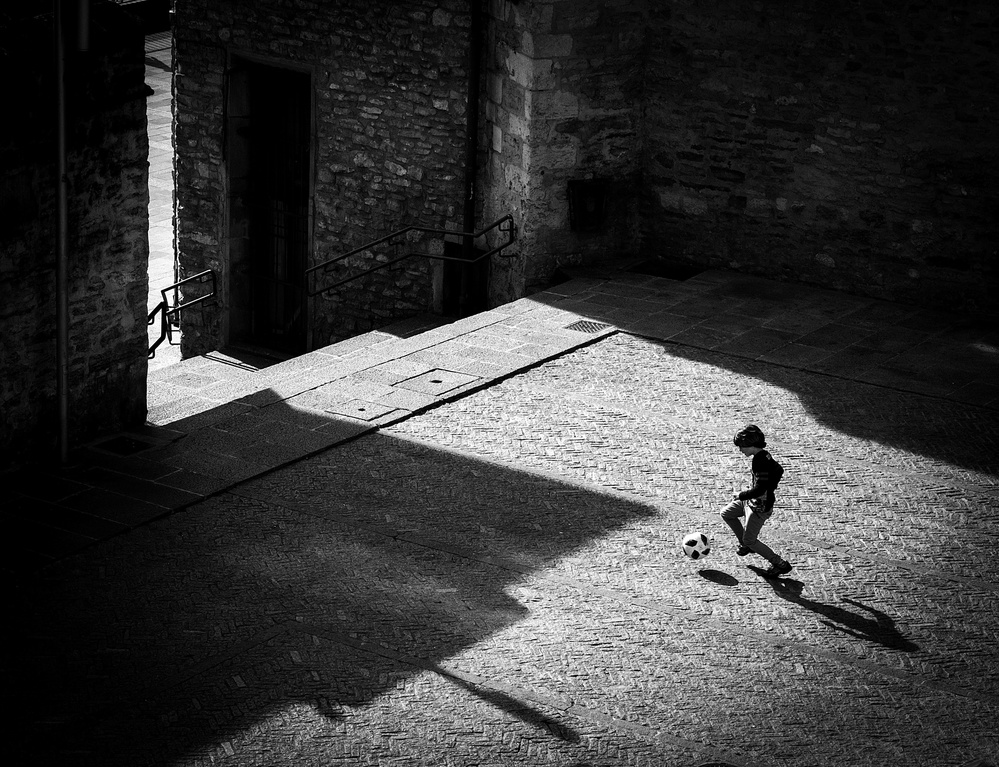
[147,269,217,358]
[306,214,516,297]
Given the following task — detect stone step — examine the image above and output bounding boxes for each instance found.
[146,313,461,427]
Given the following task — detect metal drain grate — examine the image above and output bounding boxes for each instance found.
[565,319,611,334]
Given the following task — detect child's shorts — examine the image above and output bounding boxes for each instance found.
[721,497,774,520]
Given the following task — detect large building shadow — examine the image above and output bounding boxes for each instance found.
[11,399,655,765]
[659,337,999,480]
[534,279,999,479]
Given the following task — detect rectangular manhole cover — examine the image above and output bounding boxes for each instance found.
[327,399,398,422]
[396,369,479,396]
[565,320,611,334]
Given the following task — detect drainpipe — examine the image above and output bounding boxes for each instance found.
[55,0,70,463]
[459,0,483,314]
[54,0,88,463]
[77,0,90,51]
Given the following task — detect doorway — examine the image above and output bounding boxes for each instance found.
[227,59,311,356]
[441,241,489,318]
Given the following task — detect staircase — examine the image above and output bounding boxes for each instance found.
[147,313,459,425]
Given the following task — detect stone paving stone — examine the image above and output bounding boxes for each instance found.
[314,329,397,358]
[10,495,129,540]
[491,296,539,316]
[759,310,834,336]
[805,345,897,377]
[7,468,91,503]
[312,417,375,443]
[757,342,835,367]
[152,468,230,497]
[376,386,438,413]
[325,398,400,421]
[68,466,203,510]
[263,350,338,379]
[290,377,398,411]
[231,387,284,410]
[549,297,622,322]
[162,400,257,433]
[78,450,184,482]
[215,434,309,468]
[896,307,961,333]
[667,322,746,350]
[458,330,530,353]
[532,278,605,298]
[625,312,700,340]
[267,370,341,400]
[794,322,874,351]
[711,326,799,359]
[950,380,999,408]
[838,300,922,329]
[667,294,740,320]
[152,447,271,485]
[351,357,437,385]
[7,513,96,559]
[395,369,480,396]
[699,311,768,336]
[156,370,219,390]
[57,487,171,527]
[145,389,213,422]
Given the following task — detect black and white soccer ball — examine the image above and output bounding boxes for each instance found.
[681,531,711,560]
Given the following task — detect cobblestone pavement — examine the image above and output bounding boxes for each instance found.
[11,330,998,767]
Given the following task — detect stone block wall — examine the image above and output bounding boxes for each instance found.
[642,0,998,313]
[174,0,997,350]
[483,0,647,301]
[174,0,473,354]
[0,6,149,463]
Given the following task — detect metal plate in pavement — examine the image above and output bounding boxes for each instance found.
[326,399,398,422]
[395,368,480,396]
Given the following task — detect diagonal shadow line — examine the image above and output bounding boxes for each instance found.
[436,675,582,743]
[290,620,580,741]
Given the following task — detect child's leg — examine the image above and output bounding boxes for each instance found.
[742,506,781,565]
[720,500,747,542]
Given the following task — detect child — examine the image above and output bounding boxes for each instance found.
[720,424,793,578]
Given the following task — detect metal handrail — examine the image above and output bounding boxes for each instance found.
[147,269,216,358]
[306,214,516,297]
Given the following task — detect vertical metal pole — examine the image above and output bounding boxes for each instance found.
[77,0,90,52]
[55,0,70,463]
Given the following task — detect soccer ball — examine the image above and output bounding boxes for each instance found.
[681,531,711,560]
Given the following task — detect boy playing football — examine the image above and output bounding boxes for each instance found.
[721,424,793,578]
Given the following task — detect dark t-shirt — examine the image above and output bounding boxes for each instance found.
[737,449,784,509]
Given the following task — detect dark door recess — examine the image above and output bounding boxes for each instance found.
[227,60,311,355]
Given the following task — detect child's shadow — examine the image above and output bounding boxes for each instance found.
[750,567,919,652]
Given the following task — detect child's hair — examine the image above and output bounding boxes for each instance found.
[734,424,766,448]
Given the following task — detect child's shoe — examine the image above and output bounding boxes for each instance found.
[763,560,793,578]
[737,545,753,556]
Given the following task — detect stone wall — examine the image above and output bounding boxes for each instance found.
[483,0,647,301]
[174,0,997,353]
[174,0,474,354]
[0,5,149,463]
[642,0,998,313]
